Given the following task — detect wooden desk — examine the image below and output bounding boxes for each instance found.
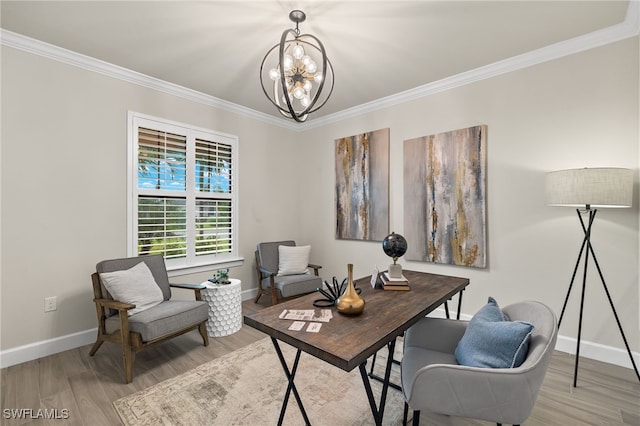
[244,269,469,425]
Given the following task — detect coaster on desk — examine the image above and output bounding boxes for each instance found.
[307,323,322,333]
[288,321,305,331]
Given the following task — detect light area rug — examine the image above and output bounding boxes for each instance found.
[114,337,406,425]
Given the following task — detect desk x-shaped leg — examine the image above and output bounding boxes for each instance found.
[271,336,396,426]
[359,337,396,426]
[271,337,311,426]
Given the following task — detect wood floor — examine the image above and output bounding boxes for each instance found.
[1,299,638,426]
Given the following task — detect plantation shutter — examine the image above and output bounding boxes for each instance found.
[138,197,187,258]
[137,128,188,258]
[137,128,187,191]
[195,138,233,256]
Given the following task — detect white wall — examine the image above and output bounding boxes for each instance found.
[1,35,638,369]
[297,38,639,356]
[0,46,301,352]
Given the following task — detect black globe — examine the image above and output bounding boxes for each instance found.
[382,232,407,259]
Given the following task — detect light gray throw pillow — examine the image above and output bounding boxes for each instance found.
[277,245,310,275]
[99,261,164,316]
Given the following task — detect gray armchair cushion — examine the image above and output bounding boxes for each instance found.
[402,300,557,425]
[261,273,322,298]
[106,300,209,341]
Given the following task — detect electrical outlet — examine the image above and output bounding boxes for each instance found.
[44,296,57,312]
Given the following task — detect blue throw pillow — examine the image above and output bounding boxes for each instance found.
[470,296,508,322]
[455,297,534,368]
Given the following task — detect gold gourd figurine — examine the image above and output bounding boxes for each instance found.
[336,263,365,315]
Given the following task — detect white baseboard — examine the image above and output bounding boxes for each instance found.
[555,334,640,370]
[2,299,637,371]
[0,328,97,369]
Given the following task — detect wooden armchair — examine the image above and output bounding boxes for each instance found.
[89,255,209,383]
[254,240,322,305]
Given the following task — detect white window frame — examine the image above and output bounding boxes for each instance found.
[127,111,242,276]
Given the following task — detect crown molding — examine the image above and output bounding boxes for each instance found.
[0,29,299,131]
[2,1,638,133]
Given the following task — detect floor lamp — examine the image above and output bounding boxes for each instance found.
[545,167,639,387]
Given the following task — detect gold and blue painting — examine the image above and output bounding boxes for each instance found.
[404,125,487,268]
[335,128,390,241]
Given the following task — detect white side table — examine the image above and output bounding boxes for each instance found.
[201,278,242,337]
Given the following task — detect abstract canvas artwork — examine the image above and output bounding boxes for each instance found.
[403,125,487,268]
[335,128,390,241]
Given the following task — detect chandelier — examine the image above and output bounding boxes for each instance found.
[260,10,334,122]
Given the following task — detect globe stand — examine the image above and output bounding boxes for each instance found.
[388,258,403,279]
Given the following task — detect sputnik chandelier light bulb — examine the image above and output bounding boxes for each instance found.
[260,10,334,122]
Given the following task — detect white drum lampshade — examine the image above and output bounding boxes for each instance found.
[545,167,633,209]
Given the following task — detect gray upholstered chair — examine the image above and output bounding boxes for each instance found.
[89,255,209,383]
[254,240,322,305]
[401,300,557,426]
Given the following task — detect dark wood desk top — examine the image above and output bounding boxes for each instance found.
[244,270,469,372]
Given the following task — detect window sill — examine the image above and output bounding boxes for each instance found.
[166,257,244,278]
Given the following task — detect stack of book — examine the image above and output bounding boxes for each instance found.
[380,272,410,291]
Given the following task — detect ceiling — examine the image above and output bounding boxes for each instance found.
[0,1,632,123]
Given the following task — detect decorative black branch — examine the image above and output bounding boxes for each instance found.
[313,276,360,307]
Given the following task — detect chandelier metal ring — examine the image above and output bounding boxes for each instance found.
[259,10,334,122]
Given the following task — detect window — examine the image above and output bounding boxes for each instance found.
[128,112,241,275]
